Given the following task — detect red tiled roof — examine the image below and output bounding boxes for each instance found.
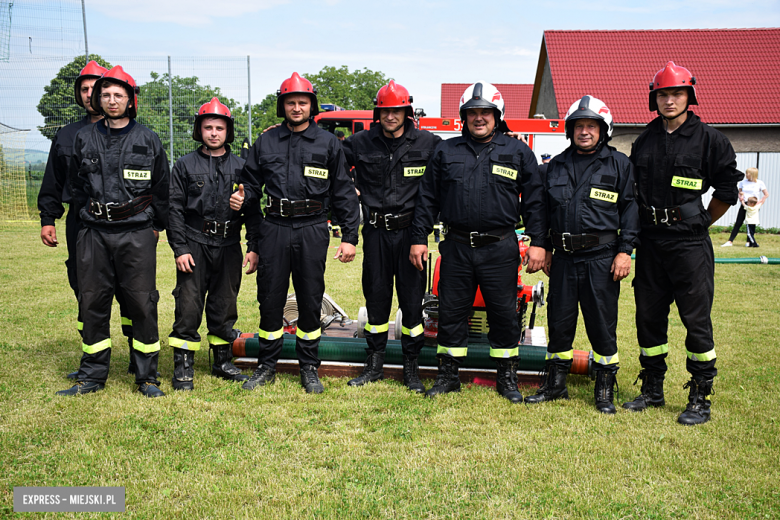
[541,28,780,125]
[441,83,534,119]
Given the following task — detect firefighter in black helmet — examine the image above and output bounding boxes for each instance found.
[524,95,639,414]
[240,72,360,394]
[410,81,547,402]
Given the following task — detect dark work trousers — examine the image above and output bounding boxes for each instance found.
[633,236,717,379]
[546,250,619,365]
[65,208,133,340]
[169,239,243,348]
[437,237,520,359]
[361,224,425,358]
[727,205,747,242]
[76,226,160,384]
[255,219,329,370]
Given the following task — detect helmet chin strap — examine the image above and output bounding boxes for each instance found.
[286,117,309,128]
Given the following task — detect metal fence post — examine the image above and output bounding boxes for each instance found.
[168,56,174,167]
[247,55,252,145]
[81,0,89,62]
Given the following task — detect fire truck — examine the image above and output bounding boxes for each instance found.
[314,105,568,161]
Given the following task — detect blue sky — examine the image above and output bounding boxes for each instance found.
[84,0,780,116]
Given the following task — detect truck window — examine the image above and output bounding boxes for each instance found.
[354,122,365,133]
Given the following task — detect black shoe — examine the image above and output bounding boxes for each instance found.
[425,355,461,398]
[242,365,276,390]
[138,382,165,398]
[210,344,249,382]
[56,381,105,396]
[65,370,78,380]
[678,377,713,425]
[300,365,324,394]
[172,348,195,391]
[594,367,619,414]
[524,361,570,404]
[495,358,523,404]
[348,350,385,387]
[402,356,425,394]
[622,370,665,411]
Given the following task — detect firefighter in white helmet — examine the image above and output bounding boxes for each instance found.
[525,95,639,413]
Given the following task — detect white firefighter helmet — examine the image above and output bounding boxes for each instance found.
[564,95,614,142]
[459,81,505,121]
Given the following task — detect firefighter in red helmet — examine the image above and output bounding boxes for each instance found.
[341,80,441,392]
[58,65,170,397]
[625,61,742,424]
[240,72,360,394]
[167,97,257,390]
[38,59,141,379]
[410,81,547,402]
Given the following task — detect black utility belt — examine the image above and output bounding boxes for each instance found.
[88,195,152,221]
[641,201,700,226]
[185,214,241,238]
[368,210,413,231]
[266,197,323,217]
[551,231,618,252]
[445,226,516,248]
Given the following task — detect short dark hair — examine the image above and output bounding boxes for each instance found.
[335,130,345,138]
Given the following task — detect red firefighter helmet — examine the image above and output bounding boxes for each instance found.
[276,72,319,118]
[74,60,108,108]
[90,65,140,119]
[373,80,414,121]
[193,97,235,143]
[649,61,698,112]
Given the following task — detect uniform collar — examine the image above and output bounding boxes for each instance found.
[197,144,232,160]
[650,111,699,137]
[279,119,319,140]
[369,120,417,143]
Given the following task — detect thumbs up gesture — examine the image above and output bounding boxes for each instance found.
[230,184,245,211]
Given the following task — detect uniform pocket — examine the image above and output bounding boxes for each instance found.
[188,174,207,196]
[356,153,386,186]
[123,152,153,193]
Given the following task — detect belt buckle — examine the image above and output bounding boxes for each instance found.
[649,206,658,226]
[209,220,219,235]
[660,208,672,226]
[469,231,480,248]
[91,200,103,217]
[223,220,231,238]
[561,232,572,252]
[104,202,117,222]
[279,198,290,217]
[384,213,394,231]
[369,212,378,227]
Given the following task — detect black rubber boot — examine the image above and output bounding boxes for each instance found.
[524,361,570,404]
[132,349,165,398]
[348,350,385,387]
[402,356,425,394]
[425,355,461,398]
[242,365,276,390]
[210,344,248,382]
[495,358,523,404]
[66,370,78,380]
[594,366,619,414]
[622,370,665,411]
[56,381,105,396]
[300,364,324,394]
[677,377,713,426]
[172,348,195,391]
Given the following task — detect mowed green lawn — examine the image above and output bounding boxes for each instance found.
[1,220,779,519]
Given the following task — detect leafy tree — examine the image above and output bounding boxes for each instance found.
[304,66,389,110]
[36,54,113,141]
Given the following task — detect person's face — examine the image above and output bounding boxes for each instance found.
[284,94,311,123]
[655,88,688,118]
[80,78,98,114]
[100,83,130,118]
[573,118,601,152]
[201,117,227,150]
[379,107,406,136]
[466,108,495,140]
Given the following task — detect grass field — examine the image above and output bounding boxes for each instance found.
[1,220,779,518]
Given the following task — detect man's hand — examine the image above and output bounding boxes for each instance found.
[542,250,553,277]
[230,184,244,211]
[41,225,58,247]
[409,244,428,271]
[243,251,259,274]
[525,245,546,273]
[611,252,632,281]
[263,123,282,134]
[153,229,160,242]
[506,131,529,145]
[334,243,356,263]
[175,254,196,273]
